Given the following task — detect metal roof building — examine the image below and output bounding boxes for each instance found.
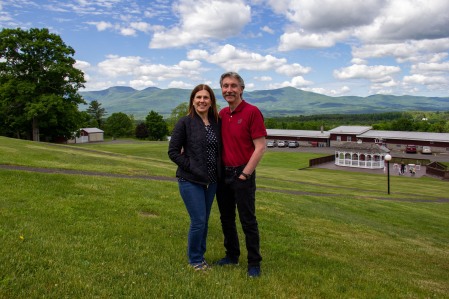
[266,126,449,153]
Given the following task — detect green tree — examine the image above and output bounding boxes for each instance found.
[104,112,134,138]
[0,28,86,141]
[135,122,149,139]
[145,110,168,141]
[86,100,106,129]
[167,102,189,133]
[390,117,415,131]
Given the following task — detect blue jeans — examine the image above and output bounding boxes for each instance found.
[179,181,217,265]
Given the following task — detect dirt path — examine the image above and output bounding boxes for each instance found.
[2,164,448,203]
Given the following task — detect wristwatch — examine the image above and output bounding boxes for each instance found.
[241,172,251,179]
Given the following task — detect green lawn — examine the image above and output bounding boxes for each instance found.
[1,137,448,298]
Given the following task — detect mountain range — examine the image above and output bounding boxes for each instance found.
[79,86,449,120]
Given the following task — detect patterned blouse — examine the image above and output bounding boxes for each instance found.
[205,124,218,183]
[178,124,218,184]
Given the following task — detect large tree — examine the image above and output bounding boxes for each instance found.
[104,112,134,138]
[0,28,86,141]
[166,102,189,134]
[145,110,168,141]
[86,100,106,129]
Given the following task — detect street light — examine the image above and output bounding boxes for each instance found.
[384,154,392,195]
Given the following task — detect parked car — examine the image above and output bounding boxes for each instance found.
[277,140,287,147]
[288,141,299,148]
[421,146,432,154]
[405,145,417,153]
[266,140,277,147]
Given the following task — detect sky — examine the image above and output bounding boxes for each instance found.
[1,0,449,97]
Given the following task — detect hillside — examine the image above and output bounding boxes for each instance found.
[79,86,449,119]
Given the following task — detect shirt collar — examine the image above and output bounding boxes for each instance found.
[228,99,247,114]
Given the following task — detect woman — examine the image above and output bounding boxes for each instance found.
[168,84,221,271]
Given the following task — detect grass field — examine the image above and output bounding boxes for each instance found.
[1,136,449,298]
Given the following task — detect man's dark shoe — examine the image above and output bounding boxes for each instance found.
[248,266,261,277]
[215,256,239,266]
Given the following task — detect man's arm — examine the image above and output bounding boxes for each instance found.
[239,136,266,180]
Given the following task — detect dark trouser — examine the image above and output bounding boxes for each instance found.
[216,166,262,267]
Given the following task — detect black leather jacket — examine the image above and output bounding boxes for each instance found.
[168,114,222,185]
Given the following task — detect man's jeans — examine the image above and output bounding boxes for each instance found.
[179,181,217,265]
[217,168,262,267]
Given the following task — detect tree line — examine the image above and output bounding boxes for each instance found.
[264,111,449,133]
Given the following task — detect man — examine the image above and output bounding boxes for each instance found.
[215,72,267,277]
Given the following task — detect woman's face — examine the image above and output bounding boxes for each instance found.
[193,89,212,115]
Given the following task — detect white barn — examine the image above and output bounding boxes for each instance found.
[73,128,104,143]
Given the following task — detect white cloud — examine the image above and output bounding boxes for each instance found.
[272,0,381,50]
[150,0,251,48]
[351,58,368,65]
[120,27,136,36]
[356,0,449,43]
[304,86,351,96]
[403,74,448,85]
[276,63,311,76]
[352,39,449,63]
[87,20,153,36]
[271,76,313,89]
[278,30,349,50]
[273,0,449,57]
[411,62,449,73]
[88,21,113,31]
[94,55,203,88]
[255,76,272,82]
[370,78,399,94]
[278,0,381,31]
[74,60,91,70]
[188,44,286,71]
[130,22,152,33]
[137,64,201,81]
[334,64,401,80]
[261,26,274,34]
[129,78,156,90]
[178,60,202,69]
[97,55,143,77]
[168,81,194,88]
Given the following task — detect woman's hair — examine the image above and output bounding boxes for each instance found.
[188,84,219,122]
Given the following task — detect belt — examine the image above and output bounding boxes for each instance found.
[225,165,246,173]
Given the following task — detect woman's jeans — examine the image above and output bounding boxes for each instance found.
[179,181,217,265]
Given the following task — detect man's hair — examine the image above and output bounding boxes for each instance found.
[219,72,245,90]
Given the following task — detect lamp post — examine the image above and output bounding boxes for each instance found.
[384,154,392,195]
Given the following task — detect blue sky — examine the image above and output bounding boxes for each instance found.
[1,0,449,97]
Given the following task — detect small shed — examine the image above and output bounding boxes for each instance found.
[75,128,104,143]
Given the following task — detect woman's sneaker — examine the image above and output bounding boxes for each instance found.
[190,259,210,271]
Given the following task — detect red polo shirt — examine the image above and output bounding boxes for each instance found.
[219,100,267,167]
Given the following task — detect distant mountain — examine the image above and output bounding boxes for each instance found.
[79,86,449,119]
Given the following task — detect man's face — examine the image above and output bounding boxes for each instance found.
[221,76,243,105]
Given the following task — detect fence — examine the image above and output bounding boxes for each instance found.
[426,162,449,180]
[309,155,335,167]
